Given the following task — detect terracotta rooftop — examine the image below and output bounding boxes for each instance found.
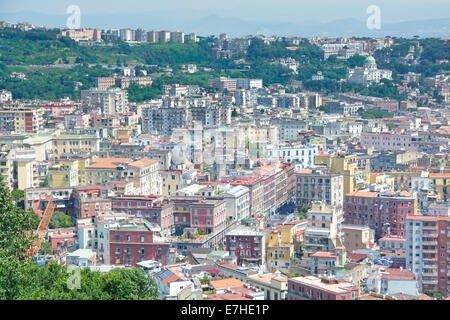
[210,278,245,290]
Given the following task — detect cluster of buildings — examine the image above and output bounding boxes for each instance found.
[1,25,450,300]
[59,27,197,44]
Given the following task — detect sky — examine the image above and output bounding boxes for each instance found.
[1,0,449,24]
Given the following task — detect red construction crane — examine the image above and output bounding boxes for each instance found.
[27,200,55,257]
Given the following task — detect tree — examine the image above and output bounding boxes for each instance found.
[0,176,37,299]
[49,211,73,229]
[11,189,25,209]
[0,177,160,300]
[39,176,49,187]
[200,275,210,285]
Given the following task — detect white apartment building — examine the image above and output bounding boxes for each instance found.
[266,144,318,168]
[405,215,450,295]
[81,88,129,115]
[170,31,184,43]
[158,31,171,43]
[223,185,251,222]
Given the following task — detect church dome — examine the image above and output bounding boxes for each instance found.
[365,56,376,64]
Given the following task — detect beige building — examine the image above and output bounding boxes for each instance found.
[341,224,376,253]
[14,148,39,190]
[84,157,160,195]
[161,170,184,196]
[0,107,44,133]
[247,270,289,300]
[22,136,53,162]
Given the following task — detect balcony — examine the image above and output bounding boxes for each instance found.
[423,233,438,238]
[422,249,437,254]
[422,225,437,230]
[422,241,437,245]
[423,272,438,277]
[422,279,438,285]
[422,257,436,261]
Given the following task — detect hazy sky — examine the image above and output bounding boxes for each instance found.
[1,0,449,23]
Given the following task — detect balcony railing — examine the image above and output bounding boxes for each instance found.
[422,279,438,285]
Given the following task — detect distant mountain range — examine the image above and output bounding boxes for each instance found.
[1,10,449,38]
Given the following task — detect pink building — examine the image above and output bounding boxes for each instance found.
[361,132,419,151]
[225,225,264,265]
[109,224,170,267]
[344,191,417,238]
[111,195,174,236]
[288,276,359,300]
[73,186,111,219]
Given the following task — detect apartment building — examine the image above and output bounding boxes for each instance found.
[111,195,174,236]
[266,144,318,168]
[429,173,450,202]
[344,191,417,238]
[141,107,189,135]
[81,88,129,115]
[295,169,344,210]
[406,215,450,297]
[288,275,359,300]
[73,185,111,219]
[170,31,184,43]
[25,187,74,217]
[304,202,344,255]
[361,132,420,152]
[208,78,262,91]
[341,224,376,252]
[84,157,160,196]
[223,185,250,221]
[247,271,289,300]
[60,28,102,41]
[0,107,44,133]
[171,198,227,236]
[265,223,300,273]
[230,177,265,217]
[51,134,99,160]
[0,150,14,190]
[109,221,170,267]
[226,225,265,266]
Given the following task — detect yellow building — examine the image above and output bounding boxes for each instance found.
[48,160,79,188]
[315,154,370,196]
[369,172,395,187]
[387,171,420,191]
[51,134,99,160]
[429,173,450,201]
[265,223,301,273]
